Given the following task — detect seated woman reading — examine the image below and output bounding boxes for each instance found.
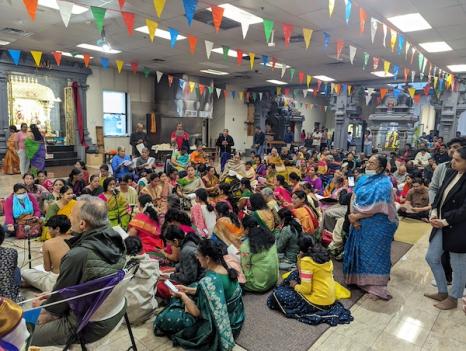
[220,152,246,182]
[154,239,245,351]
[98,177,130,229]
[267,236,353,326]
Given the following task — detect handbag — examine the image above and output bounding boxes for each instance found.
[321,229,333,247]
[16,215,41,239]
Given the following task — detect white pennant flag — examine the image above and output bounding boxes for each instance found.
[370,18,378,44]
[240,21,250,39]
[156,71,163,83]
[382,23,387,47]
[366,88,375,105]
[405,42,411,60]
[303,89,308,98]
[422,58,428,73]
[57,0,73,27]
[205,40,214,59]
[420,72,424,81]
[216,88,221,98]
[281,65,287,78]
[411,70,416,82]
[349,45,357,64]
[259,92,263,101]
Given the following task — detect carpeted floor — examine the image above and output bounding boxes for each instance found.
[236,240,412,351]
[394,218,431,245]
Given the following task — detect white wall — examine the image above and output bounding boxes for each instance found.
[294,94,329,134]
[86,66,154,152]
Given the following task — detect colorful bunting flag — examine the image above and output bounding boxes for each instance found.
[408,87,415,98]
[359,8,367,33]
[262,55,269,66]
[23,0,38,20]
[281,65,286,78]
[156,71,163,83]
[146,19,158,42]
[423,84,430,96]
[418,53,424,71]
[90,6,106,33]
[290,68,295,81]
[390,29,397,52]
[183,0,198,26]
[263,19,274,43]
[168,27,178,48]
[403,68,410,81]
[199,84,205,96]
[380,88,388,100]
[189,81,196,93]
[282,23,294,47]
[236,49,243,65]
[8,49,21,65]
[397,34,404,55]
[344,0,352,24]
[57,0,73,27]
[323,32,330,48]
[216,88,221,98]
[143,67,150,78]
[382,23,387,47]
[259,92,263,101]
[240,21,250,39]
[328,0,335,17]
[372,56,379,70]
[52,51,62,66]
[249,52,255,70]
[411,71,416,83]
[405,42,411,60]
[231,90,236,99]
[116,59,124,73]
[211,5,224,32]
[276,87,282,96]
[153,0,166,18]
[422,57,428,73]
[222,46,229,60]
[239,91,244,100]
[393,65,399,79]
[118,0,126,9]
[363,52,369,70]
[413,94,421,104]
[83,54,91,67]
[410,47,416,64]
[336,39,344,60]
[348,85,352,95]
[349,45,356,64]
[383,60,390,74]
[100,57,109,70]
[306,75,312,88]
[187,35,198,54]
[30,50,42,67]
[370,18,378,43]
[205,40,213,59]
[121,11,135,35]
[303,89,308,98]
[303,28,313,49]
[168,75,174,86]
[299,71,305,84]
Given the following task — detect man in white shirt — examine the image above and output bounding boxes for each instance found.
[414,148,431,168]
[312,128,322,151]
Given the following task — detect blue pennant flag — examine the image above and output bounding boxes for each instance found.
[231,90,236,99]
[397,34,405,55]
[8,49,21,65]
[182,0,198,26]
[323,32,330,48]
[169,27,179,48]
[262,55,269,66]
[179,79,185,89]
[345,0,352,24]
[393,88,401,98]
[100,57,109,70]
[393,64,399,80]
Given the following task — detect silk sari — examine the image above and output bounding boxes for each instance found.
[128,212,162,253]
[213,217,244,249]
[292,206,318,235]
[3,133,20,175]
[98,193,130,229]
[42,199,76,240]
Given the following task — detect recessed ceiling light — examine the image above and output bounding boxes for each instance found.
[447,64,466,73]
[307,89,314,92]
[211,47,245,58]
[0,40,10,45]
[261,61,290,70]
[314,75,335,82]
[200,69,229,75]
[38,0,88,15]
[207,4,263,25]
[371,71,395,78]
[62,52,93,59]
[419,41,452,53]
[266,80,288,85]
[76,43,121,54]
[387,13,431,32]
[134,26,187,40]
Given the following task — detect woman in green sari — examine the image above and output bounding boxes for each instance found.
[177,165,205,196]
[98,177,130,229]
[154,239,245,351]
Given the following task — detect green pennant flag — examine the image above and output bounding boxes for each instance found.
[363,52,370,70]
[418,53,424,71]
[222,46,230,61]
[143,67,150,78]
[290,68,296,81]
[208,86,213,94]
[263,19,274,43]
[252,92,257,101]
[91,6,107,33]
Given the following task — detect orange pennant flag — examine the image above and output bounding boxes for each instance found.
[236,49,243,65]
[282,23,294,47]
[83,54,91,67]
[146,19,158,43]
[30,50,42,67]
[130,62,138,73]
[359,8,367,33]
[249,52,255,70]
[380,88,388,100]
[199,84,205,95]
[211,6,224,32]
[403,68,410,81]
[336,39,345,60]
[52,51,62,66]
[413,94,421,104]
[116,60,124,73]
[306,75,312,88]
[23,0,38,20]
[121,11,135,35]
[187,35,198,54]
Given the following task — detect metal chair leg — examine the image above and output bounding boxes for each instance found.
[124,312,138,351]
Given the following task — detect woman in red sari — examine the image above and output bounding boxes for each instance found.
[127,194,163,253]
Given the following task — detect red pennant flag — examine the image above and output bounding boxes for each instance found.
[317,80,322,91]
[118,0,126,9]
[413,94,421,104]
[313,89,318,96]
[130,62,138,73]
[359,8,367,33]
[336,39,344,60]
[380,88,388,100]
[83,54,91,67]
[423,84,430,96]
[168,75,174,87]
[236,49,243,65]
[23,0,38,20]
[284,88,290,96]
[121,11,135,35]
[282,23,294,47]
[223,89,228,98]
[199,84,205,95]
[373,57,380,70]
[272,57,277,70]
[52,51,62,66]
[211,6,224,32]
[188,35,198,54]
[299,71,305,84]
[403,68,410,81]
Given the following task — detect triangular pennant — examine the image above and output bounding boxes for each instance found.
[397,34,404,55]
[211,5,224,32]
[189,81,196,93]
[223,89,228,98]
[365,88,374,105]
[236,49,243,65]
[390,29,397,52]
[290,68,295,81]
[413,94,421,104]
[410,47,416,64]
[205,40,213,59]
[403,67,410,81]
[263,19,274,43]
[303,28,313,49]
[345,0,352,24]
[222,46,230,60]
[370,18,378,43]
[179,79,185,90]
[168,75,174,87]
[8,49,21,65]
[335,83,341,95]
[317,80,322,92]
[90,6,107,33]
[282,23,294,47]
[116,59,124,73]
[348,85,352,95]
[418,53,424,71]
[422,57,428,73]
[373,56,379,70]
[23,0,38,20]
[281,65,287,78]
[249,52,255,70]
[130,62,138,74]
[252,92,257,101]
[349,45,357,64]
[380,88,388,100]
[306,75,312,88]
[411,71,416,83]
[199,84,205,96]
[329,0,335,16]
[384,60,390,74]
[121,11,135,36]
[363,52,369,70]
[239,91,244,101]
[118,0,126,9]
[259,92,263,101]
[83,53,91,67]
[146,19,158,43]
[393,88,401,99]
[262,55,269,66]
[52,51,62,66]
[168,27,178,48]
[216,88,221,98]
[30,50,42,67]
[423,83,430,96]
[303,89,308,98]
[434,76,439,88]
[299,71,305,84]
[231,90,236,99]
[100,57,109,70]
[271,57,277,70]
[188,35,198,54]
[359,8,367,33]
[405,42,411,60]
[57,0,73,27]
[183,0,198,26]
[153,0,166,18]
[283,88,290,96]
[336,39,344,60]
[156,71,163,83]
[143,67,150,78]
[382,23,387,47]
[240,21,250,39]
[323,32,330,48]
[408,87,415,98]
[276,87,282,96]
[393,65,399,80]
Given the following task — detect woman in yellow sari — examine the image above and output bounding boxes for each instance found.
[202,166,219,196]
[3,126,20,175]
[98,177,130,229]
[213,201,244,249]
[42,185,76,240]
[249,193,276,232]
[291,190,319,235]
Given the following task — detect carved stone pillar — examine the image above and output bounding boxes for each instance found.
[332,94,349,149]
[0,70,9,156]
[438,90,459,140]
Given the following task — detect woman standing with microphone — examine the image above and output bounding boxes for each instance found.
[425,146,466,310]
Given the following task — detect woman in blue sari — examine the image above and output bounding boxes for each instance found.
[343,154,398,300]
[154,239,244,351]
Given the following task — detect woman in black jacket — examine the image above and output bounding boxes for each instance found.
[425,146,466,310]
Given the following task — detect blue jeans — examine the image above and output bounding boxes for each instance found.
[256,144,265,159]
[426,229,466,299]
[220,152,231,172]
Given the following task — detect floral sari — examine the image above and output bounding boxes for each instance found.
[3,133,20,175]
[202,174,219,196]
[98,193,130,229]
[128,212,162,253]
[154,271,244,351]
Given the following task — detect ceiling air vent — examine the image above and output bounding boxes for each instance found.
[0,27,33,38]
[193,9,240,30]
[152,58,166,63]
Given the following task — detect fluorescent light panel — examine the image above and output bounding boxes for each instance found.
[76,43,121,54]
[307,89,314,92]
[447,64,466,73]
[314,75,335,82]
[134,26,186,40]
[211,47,245,58]
[371,71,395,78]
[419,41,452,53]
[200,69,229,75]
[38,0,87,14]
[62,52,93,59]
[0,40,10,45]
[207,4,262,25]
[266,80,287,85]
[387,13,431,32]
[261,62,290,69]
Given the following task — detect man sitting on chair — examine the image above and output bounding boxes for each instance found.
[30,195,126,347]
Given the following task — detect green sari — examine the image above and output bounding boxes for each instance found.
[154,271,245,351]
[99,193,130,230]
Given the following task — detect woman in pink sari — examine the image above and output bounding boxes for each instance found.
[273,175,292,207]
[127,194,162,253]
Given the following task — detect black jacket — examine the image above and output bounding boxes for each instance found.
[430,169,466,253]
[253,131,265,146]
[216,134,235,154]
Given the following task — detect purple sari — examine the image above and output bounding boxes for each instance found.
[31,140,46,172]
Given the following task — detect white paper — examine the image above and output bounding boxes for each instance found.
[113,225,128,240]
[136,143,145,156]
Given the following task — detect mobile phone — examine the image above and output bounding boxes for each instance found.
[164,280,179,293]
[348,176,355,187]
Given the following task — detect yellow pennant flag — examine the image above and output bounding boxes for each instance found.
[434,76,438,88]
[116,60,124,73]
[146,19,158,42]
[384,60,390,74]
[348,85,352,95]
[249,52,255,70]
[331,83,335,93]
[31,50,42,67]
[306,75,312,88]
[303,28,313,49]
[189,81,196,93]
[277,87,282,95]
[328,0,335,17]
[408,87,415,98]
[446,74,453,88]
[390,29,397,52]
[239,91,244,101]
[153,0,166,18]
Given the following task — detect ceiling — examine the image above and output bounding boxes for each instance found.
[0,0,465,88]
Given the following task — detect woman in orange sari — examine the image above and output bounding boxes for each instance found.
[212,201,244,249]
[291,190,319,235]
[127,194,163,253]
[3,126,20,175]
